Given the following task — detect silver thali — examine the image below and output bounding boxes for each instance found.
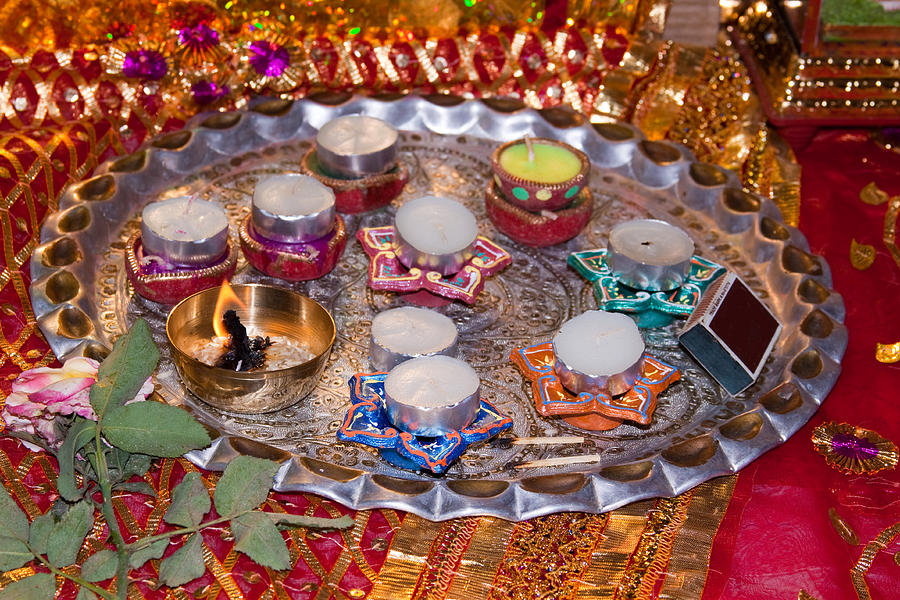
[30,95,847,521]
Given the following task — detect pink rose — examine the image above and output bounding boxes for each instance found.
[2,357,154,448]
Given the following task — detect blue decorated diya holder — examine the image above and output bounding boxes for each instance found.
[568,248,726,328]
[337,373,513,474]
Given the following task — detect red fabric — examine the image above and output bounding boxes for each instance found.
[703,130,900,600]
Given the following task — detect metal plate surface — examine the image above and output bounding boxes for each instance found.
[31,96,847,521]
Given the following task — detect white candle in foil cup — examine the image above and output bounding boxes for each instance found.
[370,306,459,372]
[393,196,479,276]
[552,310,645,396]
[384,355,481,436]
[251,174,336,243]
[606,219,694,291]
[316,115,399,177]
[141,197,229,266]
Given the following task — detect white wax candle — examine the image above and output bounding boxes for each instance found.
[608,219,694,266]
[607,219,694,291]
[142,197,228,242]
[316,115,398,176]
[385,355,479,408]
[254,174,335,216]
[371,306,458,371]
[395,196,478,256]
[251,174,336,243]
[141,197,229,265]
[553,311,644,377]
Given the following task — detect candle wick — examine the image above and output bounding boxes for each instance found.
[524,135,535,162]
[183,195,194,215]
[641,240,652,246]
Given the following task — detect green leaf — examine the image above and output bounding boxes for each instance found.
[80,549,118,582]
[266,512,354,531]
[0,487,29,541]
[158,533,205,587]
[75,587,98,600]
[213,457,279,517]
[57,418,97,501]
[90,319,158,420]
[27,511,56,556]
[0,573,55,600]
[111,481,157,497]
[164,472,211,528]
[101,403,210,457]
[47,500,94,568]
[103,446,132,485]
[231,512,290,571]
[128,538,168,569]
[0,537,32,571]
[123,453,153,479]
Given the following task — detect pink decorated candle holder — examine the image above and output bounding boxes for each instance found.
[490,138,590,212]
[356,225,512,305]
[510,342,681,431]
[239,213,347,281]
[300,148,409,214]
[485,182,593,247]
[125,232,239,304]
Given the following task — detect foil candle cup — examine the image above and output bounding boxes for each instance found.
[316,115,399,177]
[606,219,695,292]
[140,197,229,266]
[393,196,479,276]
[384,355,481,436]
[552,311,645,397]
[369,306,459,372]
[251,174,336,243]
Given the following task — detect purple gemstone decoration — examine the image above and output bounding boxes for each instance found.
[122,49,167,80]
[831,432,879,461]
[191,80,228,105]
[178,24,220,52]
[249,40,290,77]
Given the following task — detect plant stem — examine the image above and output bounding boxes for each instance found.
[94,432,130,600]
[124,514,236,550]
[31,550,116,600]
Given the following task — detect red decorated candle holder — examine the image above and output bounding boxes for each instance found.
[490,138,590,212]
[511,342,681,431]
[125,232,239,304]
[356,225,512,305]
[300,148,409,214]
[239,213,347,281]
[485,182,593,247]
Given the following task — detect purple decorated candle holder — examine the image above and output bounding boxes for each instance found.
[125,232,239,305]
[239,213,347,282]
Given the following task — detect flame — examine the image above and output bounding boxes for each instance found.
[212,281,245,338]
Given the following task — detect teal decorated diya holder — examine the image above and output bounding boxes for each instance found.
[568,248,725,328]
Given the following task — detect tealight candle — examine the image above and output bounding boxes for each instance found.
[552,311,645,396]
[393,196,479,276]
[251,174,336,243]
[384,355,481,436]
[370,306,458,372]
[491,137,589,211]
[606,219,695,292]
[316,115,399,178]
[141,197,229,266]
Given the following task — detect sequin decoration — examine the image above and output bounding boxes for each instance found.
[876,342,900,363]
[850,238,876,270]
[812,422,898,476]
[122,48,168,80]
[248,40,290,77]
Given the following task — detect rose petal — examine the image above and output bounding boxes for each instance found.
[2,392,48,419]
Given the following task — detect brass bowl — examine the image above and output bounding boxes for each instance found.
[166,284,336,413]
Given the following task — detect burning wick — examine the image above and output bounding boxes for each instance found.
[215,310,273,372]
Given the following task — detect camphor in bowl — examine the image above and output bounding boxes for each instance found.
[166,284,335,413]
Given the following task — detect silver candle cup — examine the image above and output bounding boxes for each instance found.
[551,311,646,397]
[606,219,694,292]
[392,196,478,277]
[369,306,459,372]
[140,198,229,266]
[384,355,481,437]
[251,174,336,243]
[316,115,399,178]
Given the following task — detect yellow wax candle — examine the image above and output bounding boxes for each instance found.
[499,142,583,184]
